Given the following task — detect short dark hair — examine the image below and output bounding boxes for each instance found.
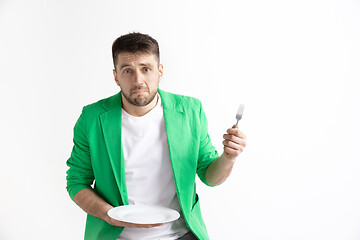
[112,32,160,69]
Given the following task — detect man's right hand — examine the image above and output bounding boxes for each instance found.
[74,189,163,229]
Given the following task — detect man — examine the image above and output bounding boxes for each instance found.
[66,32,247,240]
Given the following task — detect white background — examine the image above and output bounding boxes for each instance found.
[1,0,359,239]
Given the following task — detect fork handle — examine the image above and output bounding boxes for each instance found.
[234,120,239,128]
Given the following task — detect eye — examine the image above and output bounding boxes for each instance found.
[123,69,131,74]
[143,68,150,72]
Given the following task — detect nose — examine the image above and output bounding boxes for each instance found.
[133,69,144,84]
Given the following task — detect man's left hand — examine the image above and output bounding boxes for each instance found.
[222,126,247,162]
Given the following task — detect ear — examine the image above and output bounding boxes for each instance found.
[113,69,120,86]
[158,64,164,81]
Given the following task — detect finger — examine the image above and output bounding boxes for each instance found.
[111,219,161,228]
[223,139,242,150]
[134,223,163,228]
[223,134,247,148]
[225,144,245,153]
[144,223,163,228]
[121,221,164,228]
[223,134,247,146]
[223,146,243,157]
[226,128,246,139]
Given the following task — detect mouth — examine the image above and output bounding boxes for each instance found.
[132,88,148,95]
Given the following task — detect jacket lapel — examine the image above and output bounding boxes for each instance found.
[99,92,129,205]
[159,90,185,195]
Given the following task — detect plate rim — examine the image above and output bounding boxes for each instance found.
[107,204,180,224]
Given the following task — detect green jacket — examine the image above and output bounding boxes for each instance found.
[66,89,218,240]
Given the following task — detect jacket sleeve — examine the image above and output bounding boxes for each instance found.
[196,102,219,186]
[66,107,95,201]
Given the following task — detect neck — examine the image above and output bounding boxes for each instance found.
[121,94,158,117]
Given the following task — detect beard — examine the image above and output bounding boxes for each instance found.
[122,86,158,107]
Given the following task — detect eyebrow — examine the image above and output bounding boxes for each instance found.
[119,63,154,70]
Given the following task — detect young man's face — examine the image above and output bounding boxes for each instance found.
[113,52,163,107]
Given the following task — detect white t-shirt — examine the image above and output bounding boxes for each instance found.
[118,96,189,240]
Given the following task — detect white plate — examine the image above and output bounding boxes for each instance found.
[107,205,180,224]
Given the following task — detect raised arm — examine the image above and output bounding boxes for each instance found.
[206,126,247,186]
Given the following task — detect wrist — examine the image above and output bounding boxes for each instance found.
[102,205,114,224]
[221,153,236,164]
